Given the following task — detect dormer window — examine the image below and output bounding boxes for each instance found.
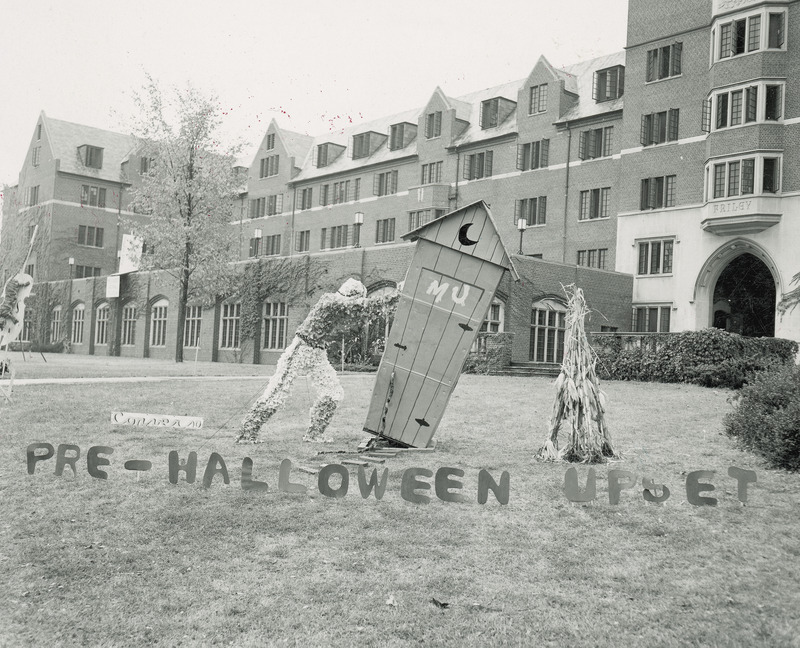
[79,145,103,169]
[479,97,516,129]
[389,122,416,151]
[314,142,345,168]
[425,112,442,139]
[353,133,372,159]
[593,66,624,102]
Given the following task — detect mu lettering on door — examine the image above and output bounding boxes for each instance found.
[363,201,517,447]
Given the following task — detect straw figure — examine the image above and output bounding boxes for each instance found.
[538,285,618,463]
[235,278,399,444]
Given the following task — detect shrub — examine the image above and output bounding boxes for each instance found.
[724,364,800,471]
[594,328,797,389]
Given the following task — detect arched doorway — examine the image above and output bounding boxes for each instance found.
[530,297,566,363]
[712,253,775,337]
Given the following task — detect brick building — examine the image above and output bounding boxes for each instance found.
[15,1,800,364]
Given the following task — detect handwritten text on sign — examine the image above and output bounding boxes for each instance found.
[111,412,204,429]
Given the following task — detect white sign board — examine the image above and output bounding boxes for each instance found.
[105,274,121,299]
[118,234,143,274]
[111,412,204,429]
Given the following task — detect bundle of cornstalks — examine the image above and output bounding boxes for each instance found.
[538,285,618,463]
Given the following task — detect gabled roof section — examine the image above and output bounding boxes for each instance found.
[526,55,578,95]
[292,105,422,182]
[276,123,314,163]
[554,51,626,123]
[43,112,134,183]
[449,78,525,148]
[403,200,519,280]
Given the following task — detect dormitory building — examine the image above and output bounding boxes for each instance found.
[2,0,799,367]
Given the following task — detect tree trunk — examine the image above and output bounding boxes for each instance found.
[174,242,191,363]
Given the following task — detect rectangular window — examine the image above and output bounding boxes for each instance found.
[353,178,361,201]
[517,139,550,170]
[319,184,330,206]
[480,98,500,129]
[332,181,350,204]
[646,43,682,81]
[463,151,493,180]
[376,218,396,244]
[389,124,405,151]
[594,66,625,101]
[578,128,612,161]
[353,133,371,159]
[83,146,103,169]
[263,302,288,350]
[763,158,779,193]
[742,158,755,194]
[249,197,266,218]
[220,303,240,350]
[299,188,313,210]
[730,90,743,126]
[529,84,548,114]
[183,305,202,348]
[266,133,275,150]
[765,85,782,121]
[716,92,729,129]
[75,265,102,279]
[640,110,679,146]
[78,225,104,247]
[121,304,137,346]
[728,161,740,196]
[316,144,328,168]
[373,170,398,196]
[150,304,167,347]
[264,234,281,256]
[748,15,761,51]
[638,239,674,275]
[515,197,547,226]
[95,306,109,345]
[140,157,152,174]
[51,308,61,344]
[31,147,40,167]
[578,188,610,220]
[266,194,283,216]
[769,13,785,48]
[640,175,676,210]
[633,306,671,333]
[260,155,279,178]
[329,225,349,249]
[409,209,445,231]
[249,237,261,258]
[26,185,39,206]
[295,230,310,253]
[746,86,758,122]
[421,161,443,184]
[72,307,85,344]
[425,111,442,139]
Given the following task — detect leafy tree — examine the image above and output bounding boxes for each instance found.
[126,77,243,362]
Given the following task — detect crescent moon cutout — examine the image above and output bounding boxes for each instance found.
[458,223,479,246]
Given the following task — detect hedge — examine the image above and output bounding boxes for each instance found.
[593,328,798,389]
[724,363,800,471]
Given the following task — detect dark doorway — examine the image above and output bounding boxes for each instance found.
[712,253,775,337]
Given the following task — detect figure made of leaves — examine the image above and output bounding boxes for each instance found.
[236,279,399,443]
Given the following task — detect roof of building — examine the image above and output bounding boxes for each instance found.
[41,112,134,184]
[554,51,626,123]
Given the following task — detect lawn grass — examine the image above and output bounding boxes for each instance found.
[1,362,799,646]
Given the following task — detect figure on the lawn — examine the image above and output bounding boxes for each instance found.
[235,278,399,443]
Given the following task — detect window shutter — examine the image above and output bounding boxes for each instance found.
[373,174,381,195]
[276,194,283,213]
[485,151,493,177]
[671,42,682,75]
[640,179,649,210]
[516,144,524,171]
[538,196,547,224]
[96,228,104,248]
[618,67,625,96]
[608,68,618,99]
[391,170,398,194]
[649,177,658,209]
[514,199,521,223]
[343,225,350,246]
[312,146,318,167]
[578,131,587,160]
[540,139,549,167]
[434,111,441,136]
[320,228,327,249]
[646,49,656,83]
[602,127,612,157]
[592,72,599,101]
[479,101,485,128]
[640,115,649,146]
[294,233,302,252]
[463,155,472,180]
[668,108,679,141]
[638,243,649,275]
[701,99,711,132]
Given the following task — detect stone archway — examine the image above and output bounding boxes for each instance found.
[713,253,776,337]
[693,239,782,336]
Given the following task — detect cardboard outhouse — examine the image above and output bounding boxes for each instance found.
[363,200,518,447]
